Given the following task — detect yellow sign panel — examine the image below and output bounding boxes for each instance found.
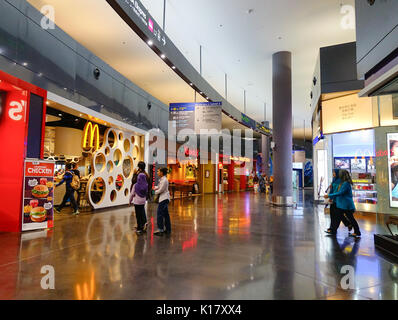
[322,94,374,134]
[82,121,100,151]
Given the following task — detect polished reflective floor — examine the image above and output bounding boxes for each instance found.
[0,190,397,300]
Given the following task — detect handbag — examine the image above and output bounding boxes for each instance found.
[153,193,159,204]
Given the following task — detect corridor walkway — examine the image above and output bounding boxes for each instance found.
[0,191,397,300]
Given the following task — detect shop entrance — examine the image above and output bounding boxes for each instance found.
[43,99,145,216]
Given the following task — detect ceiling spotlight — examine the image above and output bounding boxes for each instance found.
[206,97,209,100]
[147,40,153,46]
[172,66,176,69]
[160,54,166,59]
[22,62,28,66]
[189,83,193,86]
[58,113,62,117]
[199,91,203,94]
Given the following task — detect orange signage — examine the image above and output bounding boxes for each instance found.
[82,121,100,151]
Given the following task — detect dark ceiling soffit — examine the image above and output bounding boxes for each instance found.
[105,0,271,136]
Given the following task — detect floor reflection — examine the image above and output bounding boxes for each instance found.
[0,190,397,300]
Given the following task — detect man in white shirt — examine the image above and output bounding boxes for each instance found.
[154,167,171,236]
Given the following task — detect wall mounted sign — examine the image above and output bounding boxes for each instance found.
[322,94,374,134]
[169,102,222,135]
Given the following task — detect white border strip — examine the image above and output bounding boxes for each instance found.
[47,91,147,135]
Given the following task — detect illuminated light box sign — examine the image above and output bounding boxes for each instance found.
[387,133,398,208]
[169,102,222,135]
[322,94,374,134]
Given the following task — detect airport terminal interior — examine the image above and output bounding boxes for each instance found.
[1,0,398,302]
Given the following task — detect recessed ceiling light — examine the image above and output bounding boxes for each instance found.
[200,91,203,94]
[160,54,166,59]
[22,62,28,66]
[58,113,62,117]
[172,66,176,69]
[189,83,193,86]
[147,40,153,46]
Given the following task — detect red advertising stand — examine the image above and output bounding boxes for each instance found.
[22,159,55,231]
[0,70,47,232]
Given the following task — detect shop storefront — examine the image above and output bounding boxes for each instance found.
[43,94,146,211]
[0,69,148,232]
[312,91,378,213]
[168,145,200,198]
[218,154,255,193]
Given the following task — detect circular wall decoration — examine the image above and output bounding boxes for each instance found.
[94,153,106,173]
[89,177,105,204]
[107,160,114,173]
[88,128,142,210]
[107,130,117,148]
[123,156,133,178]
[110,190,117,202]
[132,145,139,160]
[116,174,124,191]
[113,149,122,166]
[124,139,130,153]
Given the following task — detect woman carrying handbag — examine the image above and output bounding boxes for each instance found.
[325,169,352,234]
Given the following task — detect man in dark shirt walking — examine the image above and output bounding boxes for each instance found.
[54,163,79,215]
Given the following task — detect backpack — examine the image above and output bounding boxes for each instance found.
[70,171,80,190]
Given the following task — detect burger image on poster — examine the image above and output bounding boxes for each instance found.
[31,184,50,198]
[87,128,141,210]
[30,206,47,222]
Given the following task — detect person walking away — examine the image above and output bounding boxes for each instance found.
[130,172,148,235]
[154,167,171,236]
[253,174,259,193]
[72,162,81,206]
[324,169,361,238]
[259,174,266,193]
[326,169,352,234]
[54,163,79,215]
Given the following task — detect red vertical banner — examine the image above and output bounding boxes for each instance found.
[0,70,47,232]
[0,82,28,232]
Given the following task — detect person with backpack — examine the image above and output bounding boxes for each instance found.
[54,163,80,215]
[324,169,361,238]
[130,172,149,235]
